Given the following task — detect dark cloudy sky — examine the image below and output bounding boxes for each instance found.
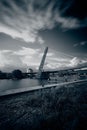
[0,0,87,71]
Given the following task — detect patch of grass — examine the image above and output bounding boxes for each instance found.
[0,83,87,130]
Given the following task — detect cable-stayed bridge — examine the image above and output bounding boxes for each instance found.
[27,47,87,79]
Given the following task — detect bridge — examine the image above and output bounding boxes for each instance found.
[0,47,87,97]
[26,46,87,79]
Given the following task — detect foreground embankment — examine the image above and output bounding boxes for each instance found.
[0,82,87,130]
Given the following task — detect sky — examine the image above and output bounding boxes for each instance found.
[0,0,87,72]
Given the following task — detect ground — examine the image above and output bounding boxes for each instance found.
[0,82,87,130]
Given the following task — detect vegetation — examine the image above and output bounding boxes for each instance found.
[0,82,87,130]
[12,69,23,79]
[0,69,27,80]
[0,69,87,81]
[0,71,7,79]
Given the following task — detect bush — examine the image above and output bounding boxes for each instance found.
[12,69,23,79]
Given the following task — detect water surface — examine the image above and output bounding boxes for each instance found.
[0,78,41,92]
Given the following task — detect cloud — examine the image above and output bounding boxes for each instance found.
[54,14,80,29]
[69,57,80,67]
[13,47,39,56]
[0,50,13,68]
[73,43,78,47]
[69,57,87,68]
[0,47,40,69]
[0,49,24,69]
[73,41,87,47]
[37,37,44,44]
[0,0,86,43]
[0,47,87,71]
[80,41,87,46]
[46,56,87,69]
[13,47,41,67]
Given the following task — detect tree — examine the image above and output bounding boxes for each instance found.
[12,69,23,79]
[0,71,7,79]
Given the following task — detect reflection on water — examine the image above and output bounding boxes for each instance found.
[0,78,62,92]
[0,78,43,92]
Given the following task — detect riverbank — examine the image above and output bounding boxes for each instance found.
[0,82,87,130]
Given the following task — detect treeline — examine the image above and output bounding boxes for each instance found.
[0,70,27,80]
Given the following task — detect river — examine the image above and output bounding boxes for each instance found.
[0,78,43,92]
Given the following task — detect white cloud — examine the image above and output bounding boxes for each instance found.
[69,57,80,67]
[69,57,87,68]
[38,37,44,44]
[55,14,80,29]
[80,41,87,46]
[73,41,87,48]
[0,0,54,42]
[73,43,78,47]
[13,47,39,56]
[48,57,70,62]
[0,49,24,68]
[46,56,87,69]
[0,47,87,70]
[0,47,69,69]
[0,0,86,43]
[0,50,13,67]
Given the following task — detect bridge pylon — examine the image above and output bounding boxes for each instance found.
[37,47,48,79]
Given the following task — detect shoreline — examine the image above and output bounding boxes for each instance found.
[0,79,87,97]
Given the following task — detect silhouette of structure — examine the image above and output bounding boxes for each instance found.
[37,47,48,79]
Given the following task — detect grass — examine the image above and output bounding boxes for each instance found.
[0,82,87,130]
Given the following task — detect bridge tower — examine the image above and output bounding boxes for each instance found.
[37,47,48,79]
